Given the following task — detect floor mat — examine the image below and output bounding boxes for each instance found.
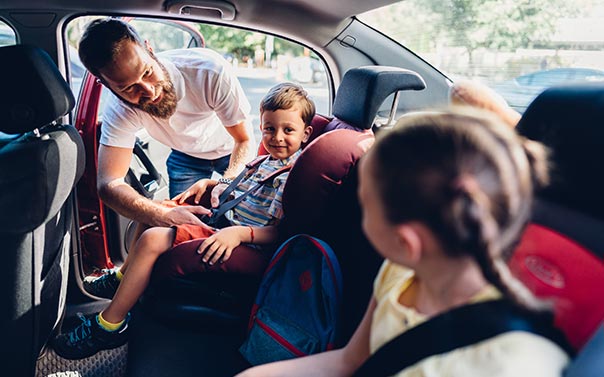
[36,344,128,377]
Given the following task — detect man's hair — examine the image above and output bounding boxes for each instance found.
[260,82,316,126]
[78,18,146,78]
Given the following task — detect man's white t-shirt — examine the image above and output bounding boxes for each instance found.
[100,48,253,160]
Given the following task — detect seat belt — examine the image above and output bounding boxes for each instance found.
[353,299,573,377]
[201,155,292,226]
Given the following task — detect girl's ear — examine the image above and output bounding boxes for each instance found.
[395,224,423,265]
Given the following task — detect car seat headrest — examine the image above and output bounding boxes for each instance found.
[0,45,75,135]
[281,129,374,234]
[516,84,604,221]
[332,66,425,130]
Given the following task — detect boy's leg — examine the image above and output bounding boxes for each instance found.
[101,227,176,323]
[52,228,176,360]
[152,237,272,281]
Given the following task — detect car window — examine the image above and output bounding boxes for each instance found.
[359,0,604,113]
[0,21,16,138]
[0,20,16,47]
[66,16,330,182]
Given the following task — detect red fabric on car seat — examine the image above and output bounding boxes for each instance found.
[279,128,374,236]
[510,224,604,350]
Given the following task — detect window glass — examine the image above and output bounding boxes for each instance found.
[359,0,604,113]
[0,21,16,138]
[0,21,16,47]
[67,16,330,180]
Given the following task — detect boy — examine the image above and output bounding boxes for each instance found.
[52,82,315,359]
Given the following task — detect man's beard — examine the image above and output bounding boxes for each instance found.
[132,62,178,119]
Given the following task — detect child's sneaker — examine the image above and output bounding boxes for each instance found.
[52,312,130,360]
[84,269,120,299]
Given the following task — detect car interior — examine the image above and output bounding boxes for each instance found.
[0,44,85,376]
[0,0,602,376]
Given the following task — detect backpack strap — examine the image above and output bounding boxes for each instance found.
[353,299,572,377]
[208,156,291,224]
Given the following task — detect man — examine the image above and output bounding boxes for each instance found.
[78,18,254,228]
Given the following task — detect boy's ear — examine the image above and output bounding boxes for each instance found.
[395,224,423,264]
[302,125,313,143]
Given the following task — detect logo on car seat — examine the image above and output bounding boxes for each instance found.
[299,270,313,292]
[524,255,565,289]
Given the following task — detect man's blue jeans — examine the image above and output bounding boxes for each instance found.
[166,149,230,198]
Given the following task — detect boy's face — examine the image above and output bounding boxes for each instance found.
[260,107,312,160]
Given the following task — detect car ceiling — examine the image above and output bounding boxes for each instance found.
[0,0,401,48]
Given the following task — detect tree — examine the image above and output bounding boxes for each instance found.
[419,0,579,59]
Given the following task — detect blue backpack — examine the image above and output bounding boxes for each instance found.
[239,234,343,365]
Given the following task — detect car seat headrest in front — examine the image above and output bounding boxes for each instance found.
[0,45,75,134]
[511,84,604,350]
[332,66,426,130]
[517,84,604,222]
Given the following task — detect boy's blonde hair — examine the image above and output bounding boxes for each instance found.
[260,83,316,126]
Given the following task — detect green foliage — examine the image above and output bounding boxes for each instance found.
[360,0,581,55]
[196,24,305,60]
[419,0,579,53]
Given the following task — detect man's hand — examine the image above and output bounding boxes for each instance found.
[210,183,229,208]
[198,226,247,265]
[172,178,217,205]
[160,204,212,228]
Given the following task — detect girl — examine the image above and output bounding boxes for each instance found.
[237,108,569,376]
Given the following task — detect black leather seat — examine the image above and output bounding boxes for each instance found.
[0,45,85,375]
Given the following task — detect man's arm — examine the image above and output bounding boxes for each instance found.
[97,144,210,227]
[221,121,253,179]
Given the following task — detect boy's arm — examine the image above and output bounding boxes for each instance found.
[250,225,279,244]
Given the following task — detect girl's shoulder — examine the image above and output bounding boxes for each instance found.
[373,260,414,301]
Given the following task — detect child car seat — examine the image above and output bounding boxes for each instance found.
[0,45,85,375]
[511,84,604,353]
[147,67,426,341]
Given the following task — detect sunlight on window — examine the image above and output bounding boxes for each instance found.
[359,0,604,112]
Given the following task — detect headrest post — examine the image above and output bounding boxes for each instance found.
[386,91,400,128]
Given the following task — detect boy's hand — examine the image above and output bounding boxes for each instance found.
[172,178,216,205]
[210,183,229,208]
[198,226,246,265]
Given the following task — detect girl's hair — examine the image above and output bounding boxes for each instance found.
[260,82,316,126]
[370,107,550,311]
[78,18,146,78]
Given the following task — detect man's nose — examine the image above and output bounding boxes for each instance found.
[140,81,155,98]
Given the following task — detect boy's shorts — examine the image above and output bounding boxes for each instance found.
[172,223,216,248]
[153,222,272,281]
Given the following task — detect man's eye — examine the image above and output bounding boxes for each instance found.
[285,128,294,133]
[144,68,153,77]
[263,127,274,132]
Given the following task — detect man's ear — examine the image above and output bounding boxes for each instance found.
[395,224,423,264]
[302,125,313,143]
